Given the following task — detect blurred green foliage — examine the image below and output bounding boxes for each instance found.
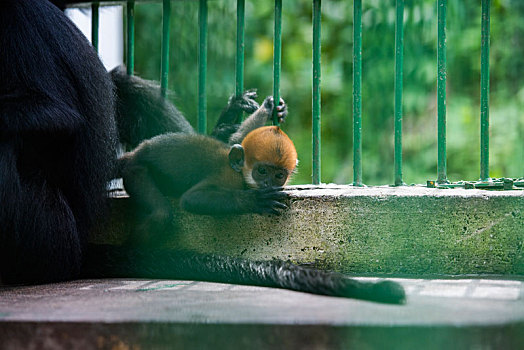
[131,0,523,185]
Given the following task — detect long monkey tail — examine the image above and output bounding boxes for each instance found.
[83,244,406,304]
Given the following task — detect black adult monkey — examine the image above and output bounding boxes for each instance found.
[0,0,405,303]
[0,0,117,284]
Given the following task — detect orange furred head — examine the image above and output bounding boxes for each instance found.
[241,126,298,173]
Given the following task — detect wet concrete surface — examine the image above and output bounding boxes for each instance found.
[1,277,523,349]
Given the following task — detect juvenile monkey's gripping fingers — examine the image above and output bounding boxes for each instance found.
[262,96,288,124]
[255,186,289,215]
[275,98,288,124]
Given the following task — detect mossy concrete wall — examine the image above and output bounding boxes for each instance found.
[92,185,524,276]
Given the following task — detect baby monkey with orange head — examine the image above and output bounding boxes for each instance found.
[240,125,297,189]
[119,96,296,225]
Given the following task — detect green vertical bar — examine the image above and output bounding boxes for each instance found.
[236,0,245,97]
[480,0,490,181]
[353,0,363,187]
[273,0,282,126]
[198,0,208,134]
[437,0,448,184]
[160,0,171,97]
[394,0,404,186]
[312,0,321,185]
[91,2,99,52]
[126,1,135,75]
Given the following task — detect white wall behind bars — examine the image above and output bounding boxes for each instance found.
[65,6,124,71]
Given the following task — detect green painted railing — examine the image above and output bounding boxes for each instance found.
[126,0,135,75]
[312,0,321,185]
[352,0,363,187]
[272,0,282,127]
[86,0,518,189]
[394,0,404,187]
[480,0,491,183]
[160,0,170,97]
[235,0,245,97]
[91,2,99,52]
[198,0,208,134]
[437,0,448,185]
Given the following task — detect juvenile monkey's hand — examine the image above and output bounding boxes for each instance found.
[262,96,288,124]
[229,89,260,114]
[250,186,289,215]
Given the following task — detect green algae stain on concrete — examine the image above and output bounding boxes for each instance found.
[326,194,524,275]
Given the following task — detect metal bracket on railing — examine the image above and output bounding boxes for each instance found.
[427,178,523,190]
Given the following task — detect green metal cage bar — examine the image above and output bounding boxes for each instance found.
[312,0,321,185]
[353,0,363,187]
[437,0,448,184]
[235,0,245,97]
[273,0,282,126]
[91,2,99,52]
[160,0,171,97]
[480,0,490,181]
[126,0,135,75]
[394,0,404,186]
[198,0,208,133]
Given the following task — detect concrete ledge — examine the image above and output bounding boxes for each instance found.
[92,185,524,276]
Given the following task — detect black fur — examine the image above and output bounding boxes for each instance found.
[111,66,194,149]
[0,0,117,284]
[111,66,262,147]
[211,89,260,143]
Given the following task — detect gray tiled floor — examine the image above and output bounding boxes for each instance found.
[1,277,522,326]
